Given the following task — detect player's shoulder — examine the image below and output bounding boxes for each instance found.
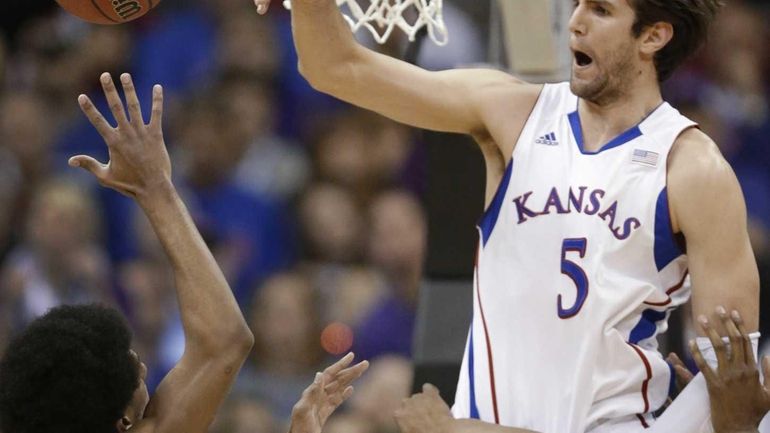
[669,127,733,184]
[668,127,739,211]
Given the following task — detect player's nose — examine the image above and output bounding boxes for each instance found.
[568,6,587,36]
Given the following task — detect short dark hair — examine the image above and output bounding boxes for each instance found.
[629,0,724,81]
[0,304,139,433]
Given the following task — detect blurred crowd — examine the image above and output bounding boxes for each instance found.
[0,0,767,432]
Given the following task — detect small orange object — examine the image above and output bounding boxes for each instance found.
[321,322,354,355]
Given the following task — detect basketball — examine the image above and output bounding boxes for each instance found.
[320,322,354,356]
[55,0,159,25]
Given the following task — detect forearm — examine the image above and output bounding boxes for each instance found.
[137,182,252,354]
[291,0,359,88]
[451,419,538,433]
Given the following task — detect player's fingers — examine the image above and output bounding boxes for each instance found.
[99,73,130,130]
[762,357,770,394]
[666,352,685,369]
[674,364,694,385]
[422,383,440,396]
[299,373,324,405]
[322,353,355,378]
[68,155,108,179]
[149,85,163,131]
[119,73,144,126]
[338,385,354,406]
[324,360,369,392]
[717,306,744,366]
[254,0,270,14]
[699,315,728,369]
[667,352,694,385]
[78,94,114,139]
[690,340,718,385]
[731,310,756,366]
[315,371,326,389]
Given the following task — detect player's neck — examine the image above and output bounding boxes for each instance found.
[578,77,663,153]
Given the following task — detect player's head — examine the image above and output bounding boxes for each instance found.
[0,304,149,433]
[569,0,722,103]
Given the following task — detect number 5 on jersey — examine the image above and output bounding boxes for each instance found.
[558,238,589,319]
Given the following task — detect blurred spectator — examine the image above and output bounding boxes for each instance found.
[353,190,427,361]
[216,6,281,77]
[310,110,415,201]
[298,182,365,264]
[235,271,324,422]
[0,178,113,329]
[218,70,310,202]
[349,355,413,433]
[0,91,55,185]
[0,147,22,263]
[175,91,295,301]
[211,397,279,433]
[318,265,385,330]
[131,2,217,108]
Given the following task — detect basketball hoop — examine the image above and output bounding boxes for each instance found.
[283,0,448,46]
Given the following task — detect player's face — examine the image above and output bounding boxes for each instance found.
[569,0,641,104]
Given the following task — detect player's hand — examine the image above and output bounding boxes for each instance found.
[254,0,271,15]
[69,73,171,202]
[289,353,369,433]
[394,384,453,433]
[690,307,770,433]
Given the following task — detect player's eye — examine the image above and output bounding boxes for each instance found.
[594,5,609,15]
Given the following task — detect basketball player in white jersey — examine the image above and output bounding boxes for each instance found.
[254,0,761,431]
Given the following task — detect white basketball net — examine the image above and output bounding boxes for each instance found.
[283,0,448,46]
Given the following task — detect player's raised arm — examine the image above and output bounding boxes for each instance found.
[70,73,254,433]
[667,128,760,351]
[394,384,540,433]
[282,0,540,140]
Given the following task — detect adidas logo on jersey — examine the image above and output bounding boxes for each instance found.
[536,132,559,146]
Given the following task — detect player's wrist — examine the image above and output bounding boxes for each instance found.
[135,177,176,208]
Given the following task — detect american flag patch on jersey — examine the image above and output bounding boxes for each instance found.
[631,149,659,167]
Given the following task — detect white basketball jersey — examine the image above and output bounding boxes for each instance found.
[451,82,697,433]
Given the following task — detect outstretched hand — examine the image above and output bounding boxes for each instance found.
[290,353,369,433]
[394,383,453,433]
[69,72,170,201]
[254,0,272,15]
[691,308,770,433]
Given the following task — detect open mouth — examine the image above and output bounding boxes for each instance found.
[574,51,593,67]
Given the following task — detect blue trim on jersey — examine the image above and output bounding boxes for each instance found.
[478,160,513,246]
[629,309,668,344]
[654,188,684,271]
[568,110,643,155]
[468,328,480,419]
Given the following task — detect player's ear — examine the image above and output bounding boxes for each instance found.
[116,416,133,432]
[638,21,673,58]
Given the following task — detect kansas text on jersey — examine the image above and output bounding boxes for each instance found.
[451,82,697,433]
